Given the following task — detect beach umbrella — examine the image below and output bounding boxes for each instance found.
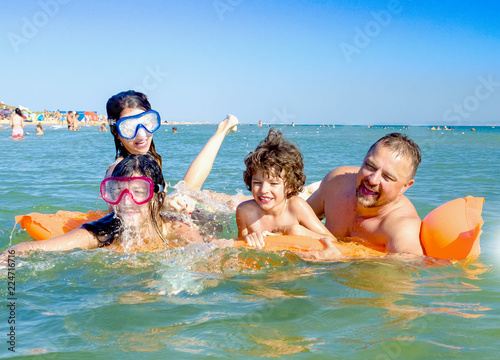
[37,114,44,121]
[84,111,98,122]
[1,109,13,115]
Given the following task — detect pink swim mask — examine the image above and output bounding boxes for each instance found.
[100,177,163,205]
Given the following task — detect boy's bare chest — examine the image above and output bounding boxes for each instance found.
[247,211,298,233]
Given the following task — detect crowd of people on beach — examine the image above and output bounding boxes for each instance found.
[1,90,425,263]
[1,105,109,137]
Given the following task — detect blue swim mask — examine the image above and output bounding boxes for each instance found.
[114,110,161,139]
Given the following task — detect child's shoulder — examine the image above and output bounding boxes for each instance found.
[287,195,315,214]
[287,195,308,207]
[236,198,260,212]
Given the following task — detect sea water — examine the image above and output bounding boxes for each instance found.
[0,124,499,359]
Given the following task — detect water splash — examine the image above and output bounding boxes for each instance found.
[163,181,237,241]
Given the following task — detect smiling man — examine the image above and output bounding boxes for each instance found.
[307,133,423,256]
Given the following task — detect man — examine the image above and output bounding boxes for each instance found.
[67,111,75,130]
[307,133,423,256]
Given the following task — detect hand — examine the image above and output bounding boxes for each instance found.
[218,114,238,134]
[244,231,273,249]
[298,237,341,261]
[164,193,196,214]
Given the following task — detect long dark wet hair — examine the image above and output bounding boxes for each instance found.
[82,154,167,247]
[14,108,24,117]
[106,90,163,168]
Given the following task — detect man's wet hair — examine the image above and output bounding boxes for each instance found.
[368,133,421,179]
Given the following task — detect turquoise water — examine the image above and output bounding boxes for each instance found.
[1,124,499,359]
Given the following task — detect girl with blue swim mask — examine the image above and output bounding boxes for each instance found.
[105,90,240,213]
[115,110,161,140]
[106,91,162,173]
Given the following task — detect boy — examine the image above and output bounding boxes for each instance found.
[236,128,340,254]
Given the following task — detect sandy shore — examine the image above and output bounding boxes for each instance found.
[0,119,107,126]
[0,119,214,126]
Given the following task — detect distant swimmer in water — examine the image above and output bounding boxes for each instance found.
[0,154,205,261]
[9,108,24,139]
[36,122,44,135]
[172,126,178,133]
[236,128,340,254]
[305,133,423,260]
[99,123,108,132]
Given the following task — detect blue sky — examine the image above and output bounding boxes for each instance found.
[1,0,499,125]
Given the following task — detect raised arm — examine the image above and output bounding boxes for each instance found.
[183,114,238,190]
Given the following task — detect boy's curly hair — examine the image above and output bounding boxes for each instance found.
[243,128,306,198]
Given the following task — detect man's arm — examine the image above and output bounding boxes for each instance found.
[383,215,423,255]
[306,179,326,219]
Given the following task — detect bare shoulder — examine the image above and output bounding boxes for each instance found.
[236,200,263,222]
[287,195,311,210]
[322,166,359,184]
[381,196,420,229]
[326,165,359,178]
[318,166,359,195]
[236,199,259,213]
[105,157,124,177]
[389,196,420,218]
[383,207,421,229]
[381,197,423,255]
[288,196,319,218]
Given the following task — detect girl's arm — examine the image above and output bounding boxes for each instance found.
[183,115,238,190]
[1,228,99,260]
[162,216,204,246]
